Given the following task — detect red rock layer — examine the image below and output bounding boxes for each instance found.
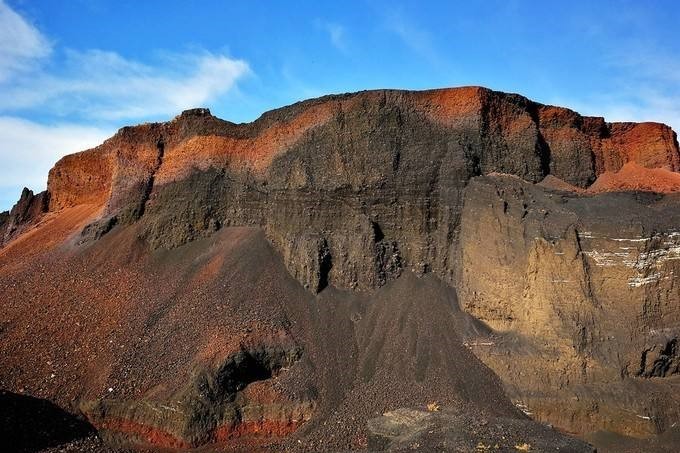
[94,416,304,449]
[157,101,337,184]
[412,86,484,123]
[588,161,680,193]
[42,87,680,216]
[47,148,113,211]
[600,122,680,173]
[93,418,190,449]
[537,105,680,186]
[214,419,304,442]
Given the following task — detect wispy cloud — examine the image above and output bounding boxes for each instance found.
[383,10,439,66]
[0,116,111,192]
[0,1,252,209]
[0,0,51,82]
[545,8,680,135]
[315,20,348,53]
[0,0,251,123]
[0,49,251,121]
[566,94,680,134]
[555,46,680,134]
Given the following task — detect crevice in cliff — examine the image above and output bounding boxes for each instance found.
[573,226,600,307]
[536,131,552,178]
[637,338,680,378]
[137,137,165,219]
[527,102,552,180]
[392,149,401,172]
[317,239,333,292]
[371,221,385,242]
[371,220,402,286]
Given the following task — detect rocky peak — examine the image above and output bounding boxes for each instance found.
[0,187,49,246]
[176,107,212,118]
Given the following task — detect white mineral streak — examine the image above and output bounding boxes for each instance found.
[576,231,680,287]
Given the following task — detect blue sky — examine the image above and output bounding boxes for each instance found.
[1,0,679,211]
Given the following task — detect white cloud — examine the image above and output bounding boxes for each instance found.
[553,49,680,135]
[0,0,51,82]
[0,116,112,192]
[571,95,680,136]
[0,49,251,121]
[0,2,252,209]
[315,20,348,53]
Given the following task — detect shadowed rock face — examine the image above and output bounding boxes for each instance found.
[0,187,49,246]
[41,87,680,292]
[2,86,680,452]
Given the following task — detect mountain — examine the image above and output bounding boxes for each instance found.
[1,87,679,452]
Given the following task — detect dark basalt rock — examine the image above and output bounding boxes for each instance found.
[1,188,49,246]
[3,87,680,452]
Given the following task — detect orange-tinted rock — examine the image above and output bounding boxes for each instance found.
[48,148,113,211]
[536,105,603,187]
[413,86,484,124]
[155,100,336,184]
[588,161,680,193]
[214,419,304,441]
[598,122,680,173]
[93,418,190,449]
[40,87,680,226]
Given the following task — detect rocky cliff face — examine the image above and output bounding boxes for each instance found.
[2,86,680,451]
[42,87,680,293]
[459,175,680,435]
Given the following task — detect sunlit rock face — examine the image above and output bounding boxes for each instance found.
[2,86,680,451]
[459,175,680,436]
[42,87,680,293]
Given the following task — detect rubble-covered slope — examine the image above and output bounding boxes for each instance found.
[1,86,680,452]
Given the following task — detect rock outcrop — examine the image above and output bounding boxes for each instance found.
[83,344,313,448]
[367,407,595,452]
[2,86,680,452]
[41,87,680,293]
[459,175,680,436]
[0,187,49,246]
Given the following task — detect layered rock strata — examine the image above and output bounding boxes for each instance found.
[2,86,680,450]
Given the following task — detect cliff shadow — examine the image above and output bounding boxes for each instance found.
[0,390,95,452]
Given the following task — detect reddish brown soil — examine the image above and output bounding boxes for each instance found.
[0,215,522,451]
[588,161,680,193]
[214,419,303,441]
[0,203,102,266]
[94,419,190,450]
